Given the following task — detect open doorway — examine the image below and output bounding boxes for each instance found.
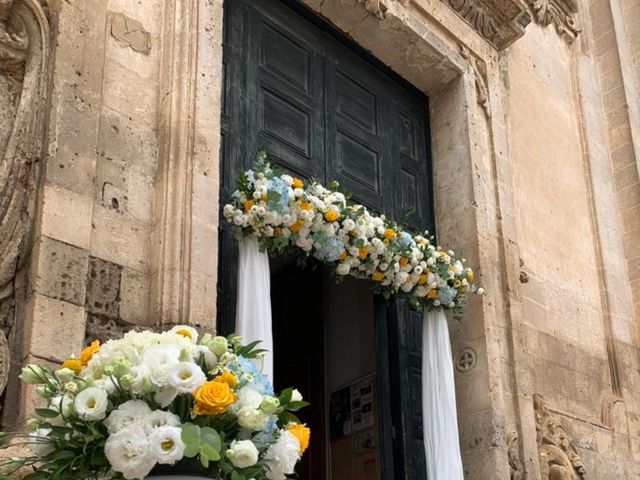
[271,260,382,480]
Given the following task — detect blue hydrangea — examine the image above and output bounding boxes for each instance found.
[252,417,278,447]
[314,235,344,262]
[268,177,291,214]
[437,285,457,305]
[397,231,416,249]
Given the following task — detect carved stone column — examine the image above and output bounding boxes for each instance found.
[0,0,50,400]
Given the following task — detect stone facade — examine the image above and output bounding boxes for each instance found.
[1,0,639,477]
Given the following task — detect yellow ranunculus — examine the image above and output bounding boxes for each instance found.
[214,370,238,389]
[399,257,409,267]
[384,228,395,240]
[288,423,311,454]
[358,247,369,259]
[418,274,428,285]
[78,340,100,366]
[427,289,438,299]
[292,178,304,189]
[289,219,304,233]
[61,358,82,374]
[466,270,474,282]
[193,380,237,416]
[324,210,339,222]
[372,271,385,282]
[338,251,347,261]
[299,200,313,211]
[244,199,255,212]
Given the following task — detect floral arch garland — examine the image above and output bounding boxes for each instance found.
[223,152,482,480]
[223,151,483,319]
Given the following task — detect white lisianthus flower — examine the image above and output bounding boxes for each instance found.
[226,440,259,469]
[104,400,152,434]
[237,407,269,431]
[414,265,423,275]
[29,428,54,456]
[155,387,178,408]
[49,395,74,419]
[168,362,206,393]
[105,426,156,480]
[149,426,185,465]
[291,389,303,402]
[94,376,118,395]
[143,410,181,435]
[169,325,199,344]
[191,345,218,369]
[74,387,108,421]
[264,431,301,480]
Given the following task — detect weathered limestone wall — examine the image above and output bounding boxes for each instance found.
[0,0,638,478]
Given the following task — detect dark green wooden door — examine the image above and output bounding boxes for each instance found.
[219,1,433,477]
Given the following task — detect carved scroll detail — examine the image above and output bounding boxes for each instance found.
[357,0,390,19]
[507,431,523,480]
[534,394,587,480]
[0,0,50,395]
[460,45,491,118]
[528,0,579,41]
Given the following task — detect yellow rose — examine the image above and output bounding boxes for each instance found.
[78,340,100,366]
[299,200,313,211]
[244,200,255,212]
[427,289,438,299]
[399,257,409,267]
[214,371,238,389]
[287,423,311,454]
[324,210,339,222]
[338,251,347,261]
[193,380,237,416]
[384,228,395,240]
[466,270,474,282]
[418,274,428,285]
[292,178,304,189]
[289,219,304,233]
[358,247,369,259]
[372,271,385,282]
[61,359,82,374]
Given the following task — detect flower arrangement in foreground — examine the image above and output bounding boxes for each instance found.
[224,152,483,319]
[0,327,309,480]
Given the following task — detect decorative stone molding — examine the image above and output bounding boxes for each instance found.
[534,394,587,479]
[357,0,390,19]
[527,0,579,42]
[441,0,531,50]
[455,347,478,372]
[0,0,50,393]
[460,45,491,118]
[507,431,523,480]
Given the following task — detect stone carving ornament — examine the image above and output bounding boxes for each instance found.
[534,394,587,480]
[528,0,579,41]
[0,0,50,394]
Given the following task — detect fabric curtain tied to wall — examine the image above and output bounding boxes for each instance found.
[423,309,464,479]
[235,238,463,476]
[236,238,273,381]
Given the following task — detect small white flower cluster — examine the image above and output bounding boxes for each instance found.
[224,156,483,317]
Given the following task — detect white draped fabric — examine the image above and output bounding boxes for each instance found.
[235,241,463,476]
[422,309,464,479]
[235,238,273,381]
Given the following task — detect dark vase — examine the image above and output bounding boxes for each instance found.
[146,458,219,479]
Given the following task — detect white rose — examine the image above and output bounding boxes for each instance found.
[264,431,301,480]
[105,426,156,480]
[74,387,108,421]
[143,410,181,435]
[291,389,303,402]
[104,400,152,434]
[29,428,54,456]
[336,263,350,275]
[149,426,185,465]
[226,440,259,469]
[168,362,206,393]
[237,407,269,431]
[142,344,181,387]
[129,364,152,395]
[234,386,263,410]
